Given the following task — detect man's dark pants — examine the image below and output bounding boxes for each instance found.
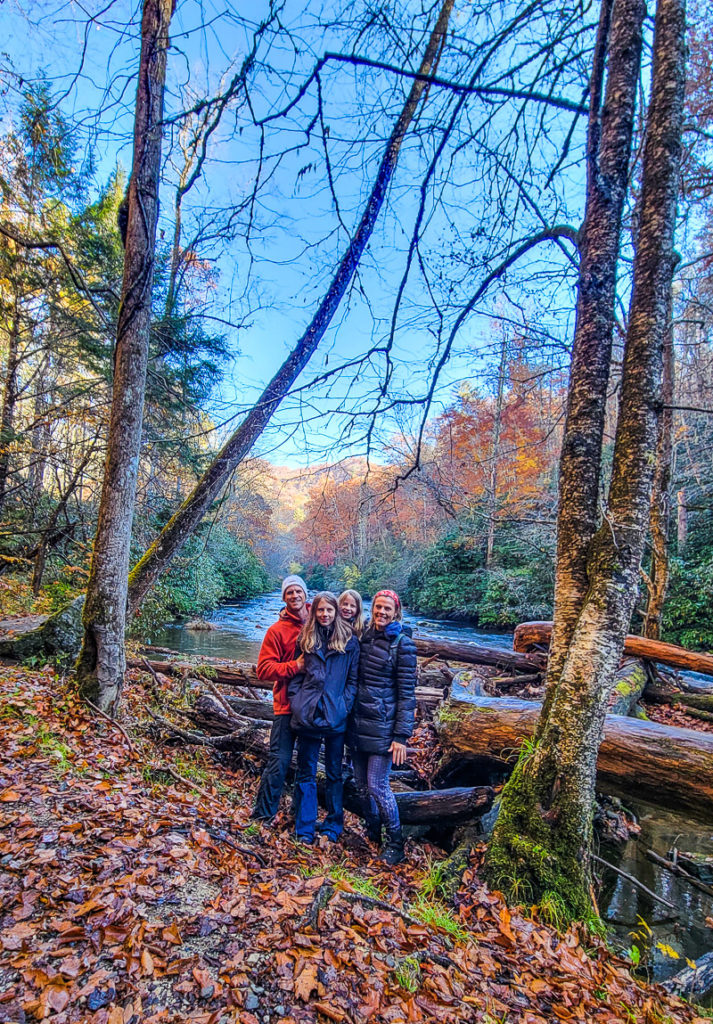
[251,714,295,820]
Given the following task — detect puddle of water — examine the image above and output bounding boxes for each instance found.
[599,799,713,984]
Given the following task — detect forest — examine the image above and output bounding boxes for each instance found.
[1,0,713,1020]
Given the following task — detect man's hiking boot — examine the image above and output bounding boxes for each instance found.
[381,827,404,865]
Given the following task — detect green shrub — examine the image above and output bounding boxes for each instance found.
[662,556,713,650]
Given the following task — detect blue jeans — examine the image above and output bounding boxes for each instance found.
[252,714,295,820]
[294,731,345,840]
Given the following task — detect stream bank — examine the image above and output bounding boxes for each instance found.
[152,591,713,986]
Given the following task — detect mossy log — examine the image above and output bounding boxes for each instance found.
[435,681,713,817]
[645,687,713,713]
[514,620,713,677]
[607,658,647,714]
[0,596,84,665]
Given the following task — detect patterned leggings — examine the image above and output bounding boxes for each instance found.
[351,751,400,831]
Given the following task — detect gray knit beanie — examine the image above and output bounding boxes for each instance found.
[281,574,308,600]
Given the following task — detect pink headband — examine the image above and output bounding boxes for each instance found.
[373,589,401,609]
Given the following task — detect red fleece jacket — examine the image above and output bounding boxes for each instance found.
[256,606,309,715]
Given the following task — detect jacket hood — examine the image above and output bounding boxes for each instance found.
[280,603,310,627]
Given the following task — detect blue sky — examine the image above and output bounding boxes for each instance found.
[2,0,595,466]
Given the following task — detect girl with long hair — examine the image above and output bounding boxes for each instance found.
[349,588,416,864]
[287,592,360,843]
[337,588,366,637]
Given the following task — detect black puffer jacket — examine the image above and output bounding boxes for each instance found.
[350,622,417,754]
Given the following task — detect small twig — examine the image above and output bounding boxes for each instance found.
[646,849,713,898]
[420,653,441,670]
[164,764,226,808]
[298,880,336,931]
[141,656,164,694]
[84,698,137,757]
[205,681,238,719]
[338,890,428,930]
[207,827,267,867]
[591,853,678,912]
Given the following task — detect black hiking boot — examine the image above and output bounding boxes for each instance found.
[381,827,404,865]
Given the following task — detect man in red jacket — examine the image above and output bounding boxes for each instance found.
[250,575,309,821]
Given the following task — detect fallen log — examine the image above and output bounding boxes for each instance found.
[153,698,493,827]
[130,656,267,690]
[644,688,713,714]
[608,659,648,715]
[435,683,713,817]
[514,621,713,678]
[158,693,495,826]
[132,660,448,714]
[343,779,494,825]
[662,951,713,998]
[414,634,544,673]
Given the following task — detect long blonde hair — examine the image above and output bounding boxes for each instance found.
[299,591,353,653]
[338,589,366,638]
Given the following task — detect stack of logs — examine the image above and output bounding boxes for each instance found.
[135,633,549,830]
[138,621,713,827]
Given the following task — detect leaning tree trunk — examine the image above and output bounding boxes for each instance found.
[125,0,454,618]
[540,0,646,726]
[75,0,174,712]
[487,0,686,917]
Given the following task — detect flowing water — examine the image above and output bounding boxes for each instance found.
[153,590,713,985]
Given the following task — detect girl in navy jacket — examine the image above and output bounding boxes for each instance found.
[288,591,359,843]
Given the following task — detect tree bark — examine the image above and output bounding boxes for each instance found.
[75,0,174,713]
[125,0,455,618]
[542,0,646,719]
[514,620,713,677]
[676,487,687,554]
[437,691,713,817]
[487,0,685,916]
[0,310,20,516]
[644,292,674,638]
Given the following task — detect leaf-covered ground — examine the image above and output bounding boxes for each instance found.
[0,664,707,1024]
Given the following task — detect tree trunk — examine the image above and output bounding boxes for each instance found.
[644,292,674,638]
[436,691,713,818]
[125,0,455,618]
[0,310,20,515]
[514,620,713,677]
[677,487,687,553]
[487,0,685,917]
[75,0,174,713]
[541,0,646,719]
[413,634,544,672]
[485,332,507,569]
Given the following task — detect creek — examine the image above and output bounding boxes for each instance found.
[153,590,713,986]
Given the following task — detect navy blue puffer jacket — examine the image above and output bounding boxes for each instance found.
[350,622,417,754]
[288,632,360,734]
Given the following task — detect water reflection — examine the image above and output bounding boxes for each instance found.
[600,800,713,982]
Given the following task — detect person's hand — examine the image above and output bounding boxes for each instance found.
[389,741,407,766]
[294,654,305,671]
